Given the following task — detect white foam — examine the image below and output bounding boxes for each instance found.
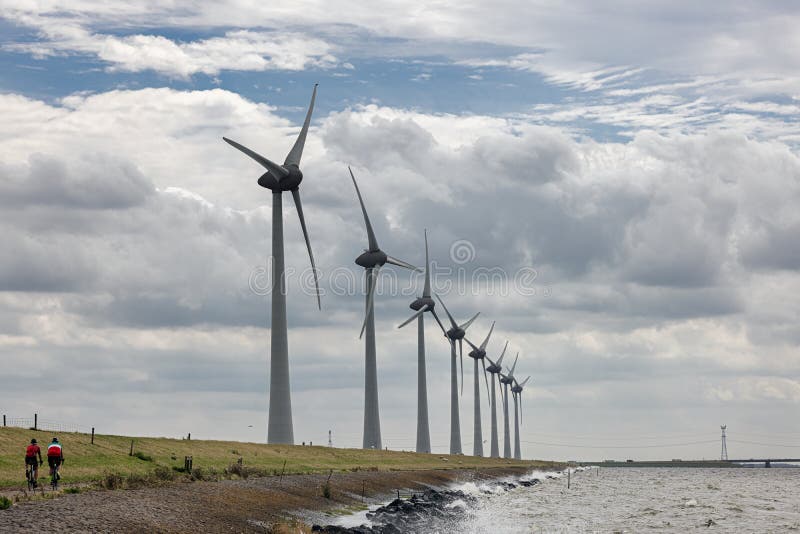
[446,499,468,510]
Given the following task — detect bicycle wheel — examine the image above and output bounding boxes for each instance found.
[26,466,34,491]
[51,466,57,491]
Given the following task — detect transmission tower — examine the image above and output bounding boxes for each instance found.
[720,425,728,461]
[328,429,333,448]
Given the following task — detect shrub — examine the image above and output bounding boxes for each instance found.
[101,473,124,490]
[133,451,153,462]
[0,496,11,510]
[153,465,175,481]
[322,481,332,499]
[63,488,81,494]
[225,463,267,480]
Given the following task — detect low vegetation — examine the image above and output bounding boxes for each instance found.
[0,426,558,489]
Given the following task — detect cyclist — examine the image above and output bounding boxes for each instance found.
[25,438,43,487]
[46,437,64,481]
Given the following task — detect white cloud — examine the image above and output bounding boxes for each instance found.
[6,18,337,77]
[4,0,800,94]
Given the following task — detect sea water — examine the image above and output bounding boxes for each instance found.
[335,467,800,533]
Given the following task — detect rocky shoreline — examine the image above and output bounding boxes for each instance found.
[0,466,553,533]
[311,474,549,534]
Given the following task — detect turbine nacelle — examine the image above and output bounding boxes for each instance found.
[410,296,435,311]
[468,347,486,360]
[446,327,466,341]
[257,165,303,191]
[355,249,387,268]
[486,363,503,374]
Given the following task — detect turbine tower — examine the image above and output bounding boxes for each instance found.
[435,295,479,455]
[485,341,508,458]
[350,168,419,450]
[720,425,728,461]
[511,375,530,460]
[397,230,447,454]
[499,353,519,458]
[222,84,321,444]
[465,322,496,457]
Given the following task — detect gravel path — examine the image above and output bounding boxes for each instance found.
[0,467,530,533]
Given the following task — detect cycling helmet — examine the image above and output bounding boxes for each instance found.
[31,438,37,444]
[51,437,59,443]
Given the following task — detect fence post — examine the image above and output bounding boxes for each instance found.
[2,415,5,427]
[91,427,95,444]
[34,413,38,430]
[184,456,193,472]
[187,433,191,441]
[129,440,134,456]
[567,469,571,489]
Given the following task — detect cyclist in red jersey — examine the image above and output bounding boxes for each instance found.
[25,438,43,486]
[46,437,64,480]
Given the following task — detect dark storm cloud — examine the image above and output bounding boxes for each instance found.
[740,220,800,271]
[1,88,799,458]
[0,154,153,209]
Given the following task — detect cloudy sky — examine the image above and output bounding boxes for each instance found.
[1,1,799,461]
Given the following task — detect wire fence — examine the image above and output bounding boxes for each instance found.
[2,415,85,434]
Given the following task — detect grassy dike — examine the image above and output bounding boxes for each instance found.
[0,426,559,489]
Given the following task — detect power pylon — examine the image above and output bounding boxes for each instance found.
[720,425,728,461]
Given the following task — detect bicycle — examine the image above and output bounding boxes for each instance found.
[25,463,37,491]
[49,461,61,491]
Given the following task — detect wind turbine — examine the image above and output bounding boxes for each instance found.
[511,375,530,460]
[499,352,519,458]
[350,167,419,450]
[465,321,495,457]
[222,84,320,445]
[435,295,479,455]
[485,341,508,458]
[397,230,447,454]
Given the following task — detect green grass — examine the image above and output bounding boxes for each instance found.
[0,426,559,489]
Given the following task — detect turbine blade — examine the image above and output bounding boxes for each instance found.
[482,358,491,405]
[291,188,321,310]
[435,294,458,330]
[430,308,448,336]
[223,137,289,179]
[509,352,519,376]
[284,84,318,167]
[520,392,523,423]
[499,381,506,411]
[359,266,380,339]
[464,337,480,352]
[497,341,509,367]
[385,255,420,272]
[349,167,379,251]
[480,321,496,350]
[397,305,429,329]
[423,229,431,298]
[520,376,531,388]
[460,311,480,331]
[459,338,464,396]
